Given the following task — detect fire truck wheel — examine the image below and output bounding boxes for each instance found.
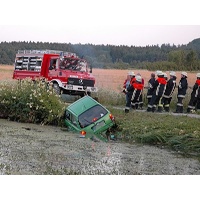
[53,83,61,95]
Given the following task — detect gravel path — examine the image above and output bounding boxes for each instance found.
[0,118,200,175]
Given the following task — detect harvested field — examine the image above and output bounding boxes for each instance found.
[0,65,198,90]
[92,69,197,90]
[0,65,14,81]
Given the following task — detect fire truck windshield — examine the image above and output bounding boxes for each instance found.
[60,58,87,72]
[75,61,87,72]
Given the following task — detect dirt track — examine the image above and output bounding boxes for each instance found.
[0,118,200,175]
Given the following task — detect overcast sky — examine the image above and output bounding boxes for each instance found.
[0,0,199,47]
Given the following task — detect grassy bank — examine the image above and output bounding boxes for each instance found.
[109,108,200,158]
[96,89,200,158]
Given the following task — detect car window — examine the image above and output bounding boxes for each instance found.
[65,111,78,127]
[71,114,78,126]
[78,105,108,128]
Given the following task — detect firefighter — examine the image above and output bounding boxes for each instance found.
[174,72,188,113]
[146,73,156,104]
[125,75,143,113]
[187,73,200,113]
[123,71,135,106]
[123,71,135,92]
[157,72,168,112]
[129,72,137,109]
[124,72,135,113]
[147,71,167,112]
[131,75,144,109]
[157,71,177,112]
[135,73,144,109]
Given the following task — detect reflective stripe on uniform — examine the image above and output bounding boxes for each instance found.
[178,95,185,98]
[188,105,195,109]
[177,103,183,106]
[163,95,170,98]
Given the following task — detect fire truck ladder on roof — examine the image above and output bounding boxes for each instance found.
[17,50,77,57]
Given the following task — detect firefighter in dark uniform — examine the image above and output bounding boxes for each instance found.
[147,71,167,112]
[175,72,188,113]
[131,75,144,109]
[157,71,177,112]
[124,72,136,113]
[146,73,156,104]
[187,73,200,113]
[125,75,143,113]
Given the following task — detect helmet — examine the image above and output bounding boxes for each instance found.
[157,71,164,76]
[128,71,135,76]
[181,72,187,77]
[136,75,142,83]
[196,73,200,78]
[170,71,176,77]
[163,73,167,78]
[156,70,162,75]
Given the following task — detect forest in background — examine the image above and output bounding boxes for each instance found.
[1,38,200,71]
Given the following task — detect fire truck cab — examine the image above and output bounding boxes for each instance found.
[13,50,97,96]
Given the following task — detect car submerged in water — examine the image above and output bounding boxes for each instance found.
[64,96,116,142]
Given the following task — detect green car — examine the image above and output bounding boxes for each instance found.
[64,96,116,142]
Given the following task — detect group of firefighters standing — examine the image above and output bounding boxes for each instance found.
[123,70,200,114]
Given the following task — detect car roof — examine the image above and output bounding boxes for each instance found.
[67,96,100,116]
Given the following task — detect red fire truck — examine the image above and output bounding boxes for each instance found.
[12,50,97,96]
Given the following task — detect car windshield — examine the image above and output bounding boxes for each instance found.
[78,105,108,128]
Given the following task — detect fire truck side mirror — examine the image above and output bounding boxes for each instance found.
[89,66,92,73]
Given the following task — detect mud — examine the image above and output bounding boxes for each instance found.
[0,118,200,175]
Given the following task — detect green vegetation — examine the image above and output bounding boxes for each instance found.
[0,80,200,158]
[92,88,125,106]
[109,108,200,158]
[0,79,66,125]
[1,39,200,71]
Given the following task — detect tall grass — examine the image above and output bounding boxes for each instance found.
[92,88,125,106]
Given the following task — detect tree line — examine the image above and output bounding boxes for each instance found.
[0,38,200,71]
